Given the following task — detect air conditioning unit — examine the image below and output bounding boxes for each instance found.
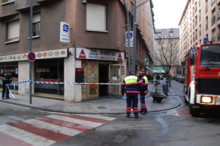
[82,0,87,4]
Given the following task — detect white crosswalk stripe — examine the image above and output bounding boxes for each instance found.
[48,115,104,127]
[24,119,81,136]
[82,114,116,121]
[0,114,115,146]
[0,124,55,146]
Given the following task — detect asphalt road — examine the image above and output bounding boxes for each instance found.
[53,80,220,146]
[1,80,220,146]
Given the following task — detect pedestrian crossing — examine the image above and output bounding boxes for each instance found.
[0,113,116,146]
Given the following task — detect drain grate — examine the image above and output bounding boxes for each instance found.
[97,106,106,109]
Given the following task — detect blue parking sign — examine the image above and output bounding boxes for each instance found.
[63,24,69,32]
[126,32,133,39]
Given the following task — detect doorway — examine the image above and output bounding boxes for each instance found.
[99,64,109,96]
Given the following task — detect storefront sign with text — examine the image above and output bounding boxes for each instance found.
[76,48,124,61]
[0,48,68,62]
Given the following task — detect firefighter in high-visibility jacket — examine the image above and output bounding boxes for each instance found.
[139,70,149,115]
[121,70,143,119]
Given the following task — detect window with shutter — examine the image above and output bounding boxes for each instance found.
[86,3,107,32]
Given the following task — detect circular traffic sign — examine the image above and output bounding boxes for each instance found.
[28,52,36,61]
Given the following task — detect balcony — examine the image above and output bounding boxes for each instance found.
[0,0,18,21]
[35,0,61,5]
[14,0,39,12]
[14,0,61,12]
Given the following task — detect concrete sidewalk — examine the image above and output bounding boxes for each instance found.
[0,82,181,114]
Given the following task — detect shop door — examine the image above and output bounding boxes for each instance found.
[99,64,109,96]
[108,64,122,97]
[82,62,99,100]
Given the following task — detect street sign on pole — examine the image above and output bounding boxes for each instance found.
[125,3,132,70]
[144,58,149,65]
[125,31,133,47]
[132,0,137,74]
[29,0,33,104]
[60,22,70,44]
[28,52,36,62]
[132,0,150,74]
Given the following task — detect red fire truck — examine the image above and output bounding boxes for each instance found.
[184,38,220,117]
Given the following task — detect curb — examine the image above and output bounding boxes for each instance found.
[0,96,182,114]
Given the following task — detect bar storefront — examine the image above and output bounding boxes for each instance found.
[76,48,126,99]
[0,48,68,98]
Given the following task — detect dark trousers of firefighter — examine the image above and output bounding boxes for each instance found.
[2,84,9,100]
[126,94,138,117]
[140,94,147,112]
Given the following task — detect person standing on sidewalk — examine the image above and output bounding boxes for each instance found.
[121,70,143,119]
[2,73,12,100]
[138,70,149,115]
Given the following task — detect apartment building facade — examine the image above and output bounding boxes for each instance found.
[154,28,180,76]
[0,0,154,102]
[179,0,220,62]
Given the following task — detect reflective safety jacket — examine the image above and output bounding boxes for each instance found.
[121,75,143,94]
[141,76,149,94]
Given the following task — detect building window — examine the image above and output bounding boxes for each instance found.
[212,28,216,41]
[199,10,201,22]
[32,13,40,36]
[212,8,216,25]
[206,16,208,31]
[206,0,208,13]
[195,15,197,26]
[218,25,220,41]
[169,31,174,37]
[156,32,161,37]
[7,20,20,42]
[195,2,197,12]
[86,3,107,32]
[218,8,220,19]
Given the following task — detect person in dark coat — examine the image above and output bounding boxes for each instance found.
[2,73,12,100]
[156,73,160,80]
[121,70,143,119]
[138,71,149,115]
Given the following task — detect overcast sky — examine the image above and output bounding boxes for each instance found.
[152,0,188,29]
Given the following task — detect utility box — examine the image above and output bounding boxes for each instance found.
[75,68,84,83]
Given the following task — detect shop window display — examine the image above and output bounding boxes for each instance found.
[34,59,64,96]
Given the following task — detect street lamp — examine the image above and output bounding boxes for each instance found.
[132,0,150,74]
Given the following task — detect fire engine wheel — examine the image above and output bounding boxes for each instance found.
[189,104,201,117]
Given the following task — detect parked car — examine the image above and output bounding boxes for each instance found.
[175,74,184,83]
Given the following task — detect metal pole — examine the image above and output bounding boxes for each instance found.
[132,0,137,74]
[126,4,131,70]
[29,0,33,104]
